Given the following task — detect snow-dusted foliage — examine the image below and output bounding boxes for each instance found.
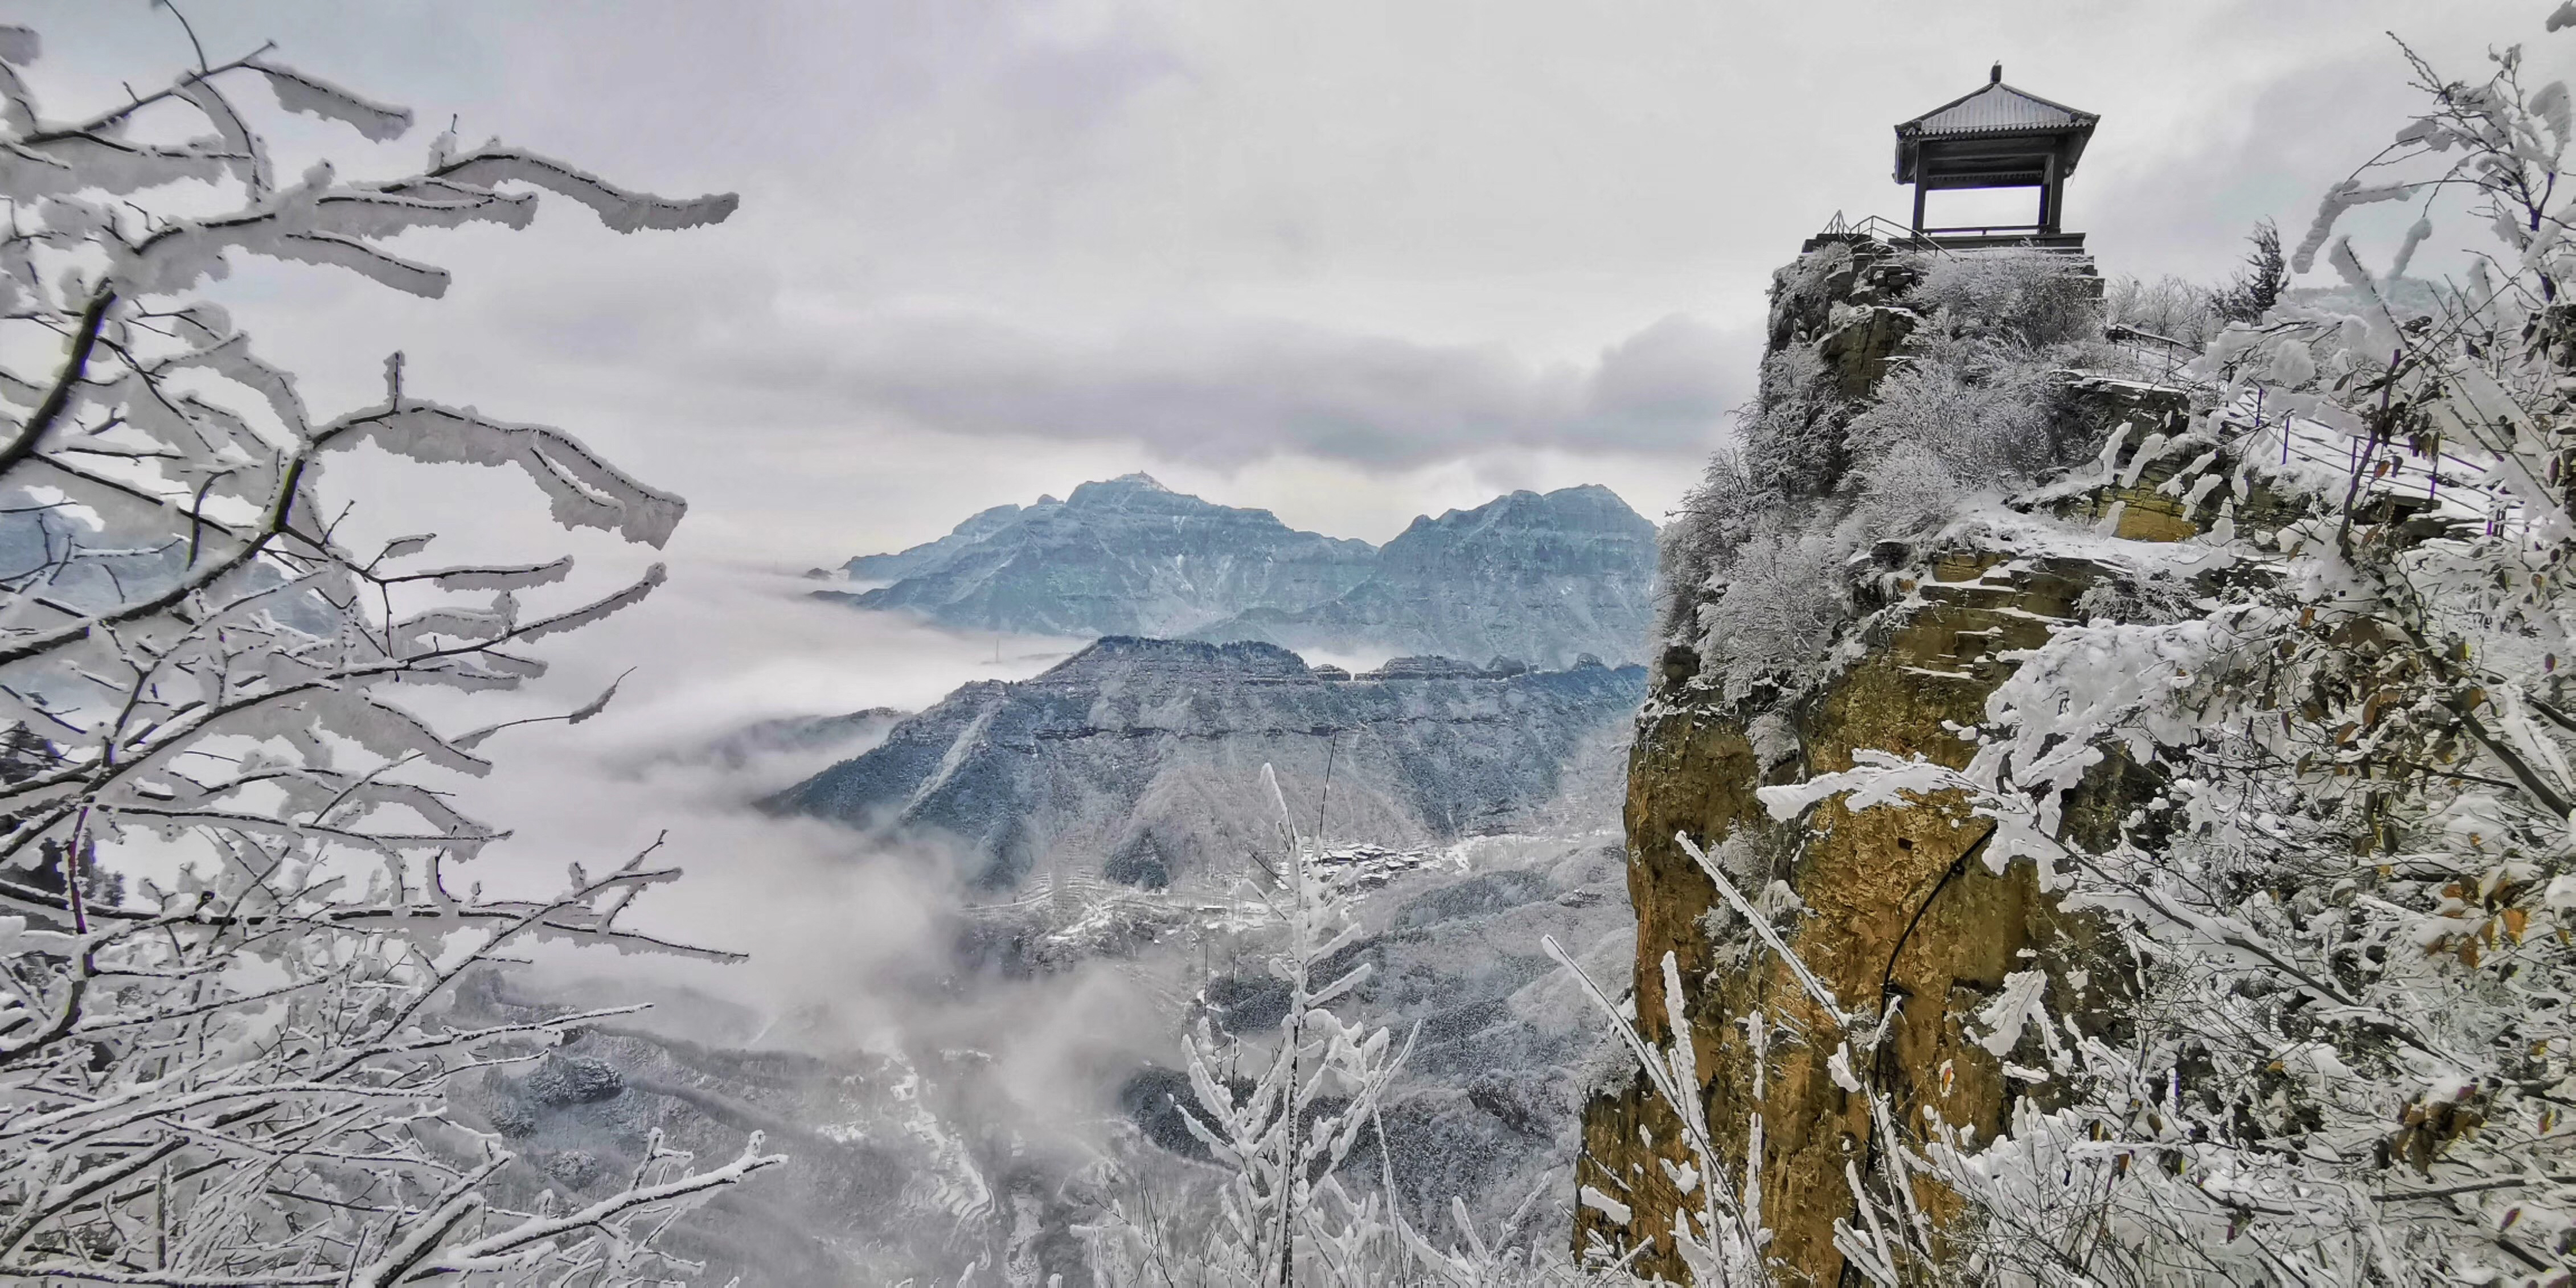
[2105,274,2226,352]
[1843,359,2060,483]
[0,21,772,1285]
[1086,766,1420,1285]
[1689,530,1849,705]
[1909,250,2102,351]
[1744,18,2576,1284]
[1667,245,2112,702]
[1741,338,1849,503]
[1087,766,1620,1286]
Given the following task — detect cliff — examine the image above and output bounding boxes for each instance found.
[1574,236,2205,1282]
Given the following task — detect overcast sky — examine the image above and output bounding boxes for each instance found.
[17,0,2564,563]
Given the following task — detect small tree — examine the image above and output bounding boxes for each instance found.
[0,18,778,1285]
[2214,218,2290,322]
[1086,766,1418,1286]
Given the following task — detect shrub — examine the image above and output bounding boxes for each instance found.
[1742,344,1848,499]
[1843,356,2065,481]
[2106,273,2227,349]
[1912,249,2102,348]
[1694,529,1850,704]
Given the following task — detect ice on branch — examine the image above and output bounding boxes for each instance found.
[0,17,768,1285]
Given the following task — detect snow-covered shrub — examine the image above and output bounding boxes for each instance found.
[1842,445,1966,544]
[1912,248,2102,350]
[1694,528,1850,704]
[1657,445,1759,649]
[1843,358,2063,482]
[1766,240,1856,348]
[1742,343,1848,500]
[0,20,776,1285]
[2106,273,2226,348]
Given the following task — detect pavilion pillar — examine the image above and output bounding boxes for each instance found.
[1911,181,1927,233]
[2038,150,2061,234]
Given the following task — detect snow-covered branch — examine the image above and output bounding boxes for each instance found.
[0,19,765,1287]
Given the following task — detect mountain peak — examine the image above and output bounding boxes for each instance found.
[1065,473,1190,507]
[826,476,1375,638]
[1419,485,1649,533]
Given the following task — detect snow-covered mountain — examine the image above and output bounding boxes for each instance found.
[478,637,1646,1284]
[1191,484,1657,667]
[818,474,1377,638]
[817,477,1659,664]
[765,637,1644,889]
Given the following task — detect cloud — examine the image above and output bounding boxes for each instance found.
[770,307,1752,468]
[23,0,2553,565]
[396,565,1115,1035]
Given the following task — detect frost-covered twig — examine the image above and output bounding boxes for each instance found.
[0,20,765,1287]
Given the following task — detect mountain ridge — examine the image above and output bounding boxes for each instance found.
[1189,483,1655,667]
[816,474,1375,638]
[817,478,1656,664]
[764,635,1644,889]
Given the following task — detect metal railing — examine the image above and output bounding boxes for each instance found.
[2220,391,2536,543]
[1814,210,1950,255]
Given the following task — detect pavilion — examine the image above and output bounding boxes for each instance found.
[1894,64,2098,250]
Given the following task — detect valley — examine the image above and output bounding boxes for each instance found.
[444,478,1662,1283]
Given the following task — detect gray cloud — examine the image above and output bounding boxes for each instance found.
[772,308,1751,467]
[15,0,2558,565]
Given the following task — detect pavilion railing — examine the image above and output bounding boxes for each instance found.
[1815,212,2090,255]
[1815,211,1951,255]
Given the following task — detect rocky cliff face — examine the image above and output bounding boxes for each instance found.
[767,636,1645,889]
[1193,485,1658,667]
[1574,237,2185,1283]
[821,474,1377,638]
[1580,554,2132,1284]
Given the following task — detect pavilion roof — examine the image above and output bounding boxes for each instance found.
[1900,78,2096,137]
